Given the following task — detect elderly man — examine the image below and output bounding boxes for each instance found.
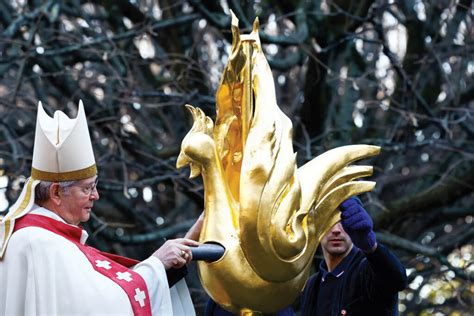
[0,101,202,315]
[300,198,407,315]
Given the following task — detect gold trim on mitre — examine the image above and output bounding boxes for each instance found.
[31,164,97,182]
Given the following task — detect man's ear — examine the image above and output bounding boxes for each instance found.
[49,183,62,206]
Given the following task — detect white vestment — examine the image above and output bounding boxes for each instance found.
[0,207,195,315]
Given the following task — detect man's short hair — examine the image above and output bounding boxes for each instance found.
[34,180,77,202]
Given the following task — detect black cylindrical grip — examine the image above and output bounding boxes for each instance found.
[190,243,225,262]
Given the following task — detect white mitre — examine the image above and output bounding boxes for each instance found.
[0,100,97,258]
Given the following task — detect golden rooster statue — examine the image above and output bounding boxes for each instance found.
[177,12,380,314]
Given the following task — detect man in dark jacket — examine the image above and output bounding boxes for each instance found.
[300,198,407,316]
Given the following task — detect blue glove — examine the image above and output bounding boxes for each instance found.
[340,197,376,252]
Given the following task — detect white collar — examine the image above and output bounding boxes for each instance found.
[29,205,89,244]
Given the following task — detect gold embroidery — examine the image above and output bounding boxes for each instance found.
[8,178,34,220]
[0,220,11,256]
[31,164,97,182]
[0,178,34,256]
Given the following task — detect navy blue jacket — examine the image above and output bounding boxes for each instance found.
[300,244,407,316]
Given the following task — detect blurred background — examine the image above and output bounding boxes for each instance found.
[0,0,472,315]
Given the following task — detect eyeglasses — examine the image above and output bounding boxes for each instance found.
[71,178,99,196]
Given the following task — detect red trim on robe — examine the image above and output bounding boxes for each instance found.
[14,214,152,316]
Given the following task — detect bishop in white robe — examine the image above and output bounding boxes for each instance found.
[0,206,196,315]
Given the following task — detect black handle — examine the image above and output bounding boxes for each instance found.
[190,243,225,262]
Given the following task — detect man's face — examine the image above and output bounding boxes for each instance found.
[320,222,353,256]
[58,176,99,225]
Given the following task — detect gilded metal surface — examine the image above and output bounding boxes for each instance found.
[177,13,381,313]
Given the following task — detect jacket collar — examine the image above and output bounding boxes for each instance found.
[319,247,358,282]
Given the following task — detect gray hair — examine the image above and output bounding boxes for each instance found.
[35,180,77,202]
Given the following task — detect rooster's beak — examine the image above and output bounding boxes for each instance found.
[176,152,189,169]
[177,152,202,178]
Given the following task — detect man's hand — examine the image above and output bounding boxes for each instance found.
[340,197,377,253]
[153,238,199,269]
